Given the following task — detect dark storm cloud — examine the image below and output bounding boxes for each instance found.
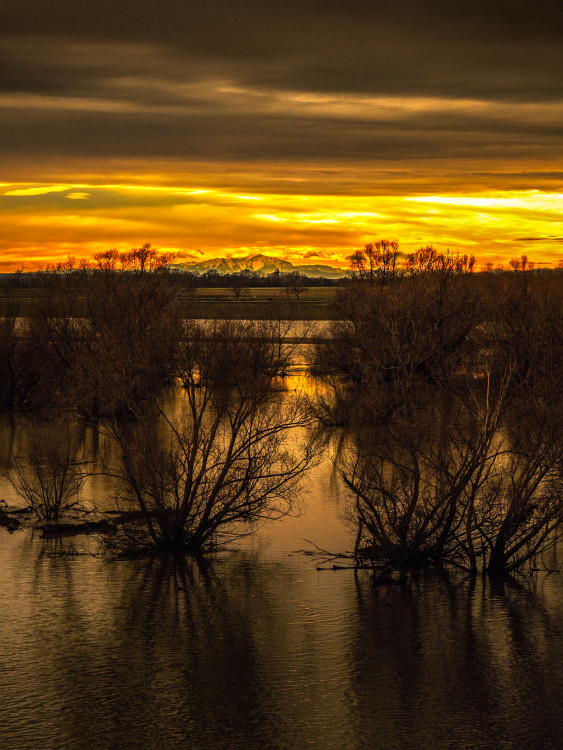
[2,1,562,96]
[0,1,562,167]
[1,90,561,163]
[0,0,563,98]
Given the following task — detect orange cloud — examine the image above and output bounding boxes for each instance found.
[1,178,562,271]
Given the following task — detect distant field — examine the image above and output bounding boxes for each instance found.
[179,287,341,320]
[0,286,343,321]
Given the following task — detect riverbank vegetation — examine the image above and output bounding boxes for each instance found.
[1,242,561,574]
[0,256,320,551]
[314,246,562,576]
[99,320,319,554]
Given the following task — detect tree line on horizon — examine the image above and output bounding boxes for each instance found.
[1,240,562,292]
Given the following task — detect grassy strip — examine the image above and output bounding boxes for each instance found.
[0,287,342,321]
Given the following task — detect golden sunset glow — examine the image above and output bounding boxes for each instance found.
[1,2,562,272]
[1,177,562,271]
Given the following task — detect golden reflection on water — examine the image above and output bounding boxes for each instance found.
[0,379,561,747]
[0,529,561,750]
[0,376,353,554]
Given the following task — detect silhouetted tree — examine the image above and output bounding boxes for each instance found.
[322,267,562,575]
[5,424,88,521]
[509,254,535,272]
[120,243,176,273]
[104,320,319,554]
[229,270,252,298]
[315,272,477,424]
[285,272,308,300]
[340,378,506,572]
[350,240,399,287]
[93,248,121,273]
[71,270,181,418]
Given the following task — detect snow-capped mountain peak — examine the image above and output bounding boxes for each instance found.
[171,253,346,278]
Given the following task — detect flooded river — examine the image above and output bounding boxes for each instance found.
[0,380,561,750]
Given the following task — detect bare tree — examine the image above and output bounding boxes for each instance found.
[5,424,88,521]
[71,270,182,418]
[350,240,400,287]
[104,320,319,554]
[230,270,252,299]
[404,245,453,275]
[119,243,176,273]
[331,269,562,575]
[314,272,477,424]
[474,444,562,574]
[285,272,308,300]
[93,248,121,273]
[0,292,22,410]
[509,254,535,272]
[340,363,563,576]
[340,380,505,572]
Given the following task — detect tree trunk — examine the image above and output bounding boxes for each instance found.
[486,545,508,575]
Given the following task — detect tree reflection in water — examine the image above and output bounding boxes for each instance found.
[350,569,563,750]
[0,530,561,749]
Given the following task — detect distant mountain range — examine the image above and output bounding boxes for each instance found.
[170,253,347,278]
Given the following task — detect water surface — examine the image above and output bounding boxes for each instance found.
[0,392,561,750]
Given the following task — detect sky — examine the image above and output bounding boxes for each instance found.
[1,0,562,271]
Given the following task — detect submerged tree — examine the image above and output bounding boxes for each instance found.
[105,320,319,554]
[473,444,562,575]
[340,378,505,571]
[70,269,182,418]
[5,424,88,521]
[340,372,563,576]
[317,260,561,576]
[315,270,477,424]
